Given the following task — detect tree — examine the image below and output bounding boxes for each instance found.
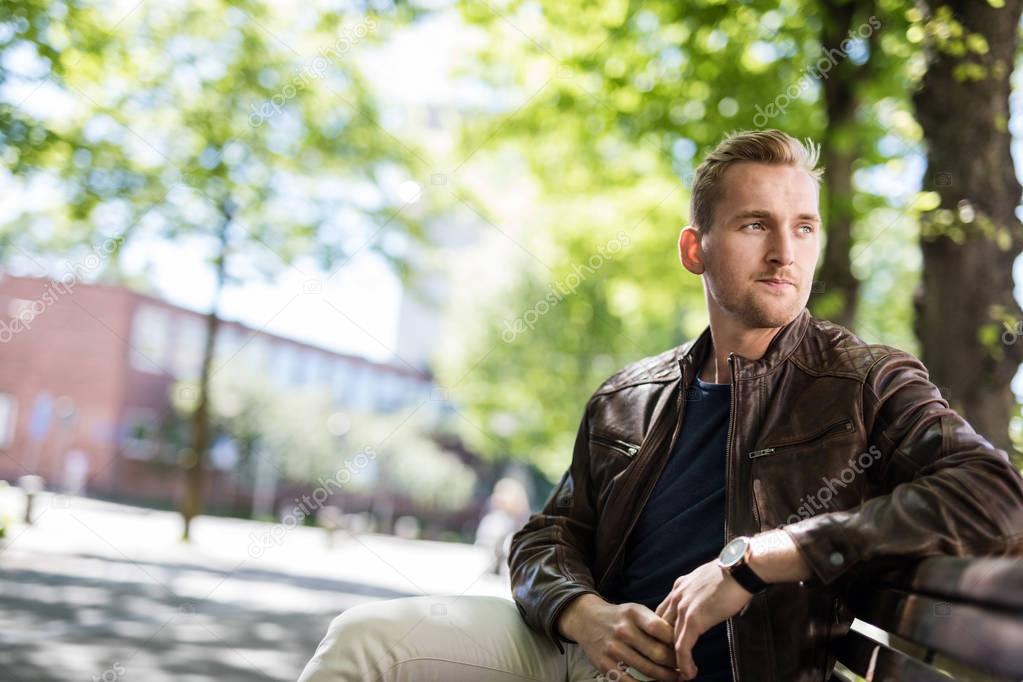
[172,365,477,520]
[172,364,349,516]
[911,0,1023,460]
[443,0,922,477]
[812,0,910,329]
[2,0,443,536]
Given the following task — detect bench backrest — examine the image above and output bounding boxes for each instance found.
[828,556,1023,681]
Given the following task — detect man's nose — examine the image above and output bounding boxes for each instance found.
[767,228,795,266]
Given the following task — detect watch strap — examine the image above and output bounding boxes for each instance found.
[730,559,769,594]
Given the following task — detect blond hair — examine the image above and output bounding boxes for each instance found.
[690,129,824,236]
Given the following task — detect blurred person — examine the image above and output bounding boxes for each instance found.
[473,477,530,576]
[297,129,1023,682]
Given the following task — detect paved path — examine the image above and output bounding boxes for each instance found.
[0,489,511,681]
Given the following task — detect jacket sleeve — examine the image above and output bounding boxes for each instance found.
[507,398,604,654]
[782,349,1023,589]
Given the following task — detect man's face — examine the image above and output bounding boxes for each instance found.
[685,161,821,330]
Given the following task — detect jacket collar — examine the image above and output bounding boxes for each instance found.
[677,307,811,382]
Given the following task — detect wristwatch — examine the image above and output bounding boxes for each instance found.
[718,535,769,595]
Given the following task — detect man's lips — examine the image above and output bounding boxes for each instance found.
[758,278,795,286]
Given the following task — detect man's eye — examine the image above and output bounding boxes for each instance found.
[743,222,765,230]
[799,224,816,233]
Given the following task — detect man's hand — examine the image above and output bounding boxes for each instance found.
[654,530,813,680]
[654,560,753,680]
[558,593,680,681]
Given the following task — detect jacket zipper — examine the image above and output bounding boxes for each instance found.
[595,361,686,590]
[590,433,641,458]
[747,418,854,459]
[724,353,740,682]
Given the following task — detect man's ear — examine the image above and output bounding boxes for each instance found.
[678,225,705,275]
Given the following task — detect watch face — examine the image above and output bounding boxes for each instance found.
[719,536,749,568]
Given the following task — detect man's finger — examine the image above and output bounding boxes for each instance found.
[674,621,700,680]
[654,593,672,618]
[623,663,661,681]
[627,628,677,669]
[637,608,675,647]
[615,647,678,682]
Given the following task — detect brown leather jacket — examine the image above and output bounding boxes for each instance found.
[508,307,1023,682]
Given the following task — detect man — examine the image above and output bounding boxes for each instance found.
[297,129,1023,682]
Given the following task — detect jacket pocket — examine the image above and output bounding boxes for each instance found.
[589,431,642,514]
[590,432,641,459]
[748,418,854,459]
[749,418,864,530]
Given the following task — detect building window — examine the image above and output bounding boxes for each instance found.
[215,325,242,367]
[171,315,206,380]
[121,408,159,460]
[307,351,329,388]
[298,350,316,387]
[241,334,270,372]
[8,298,36,323]
[130,304,171,374]
[330,360,351,404]
[350,364,373,410]
[0,393,17,449]
[274,344,298,387]
[380,372,406,411]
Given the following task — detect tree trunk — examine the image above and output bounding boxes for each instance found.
[810,0,879,329]
[911,0,1023,460]
[181,202,233,540]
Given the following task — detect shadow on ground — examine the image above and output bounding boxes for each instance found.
[0,551,417,682]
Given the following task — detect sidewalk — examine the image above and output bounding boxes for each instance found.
[0,487,511,682]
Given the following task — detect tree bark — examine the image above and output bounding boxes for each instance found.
[911,0,1023,460]
[811,0,879,329]
[181,202,233,540]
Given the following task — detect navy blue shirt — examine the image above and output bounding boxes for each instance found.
[612,375,734,682]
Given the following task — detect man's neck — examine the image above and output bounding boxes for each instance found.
[699,322,786,384]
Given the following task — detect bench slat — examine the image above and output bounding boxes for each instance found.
[846,583,1023,679]
[830,628,954,681]
[874,556,1023,612]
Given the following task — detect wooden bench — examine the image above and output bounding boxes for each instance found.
[828,555,1023,681]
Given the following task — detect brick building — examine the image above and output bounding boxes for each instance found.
[0,273,437,510]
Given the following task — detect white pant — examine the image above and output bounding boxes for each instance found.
[297,594,608,681]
